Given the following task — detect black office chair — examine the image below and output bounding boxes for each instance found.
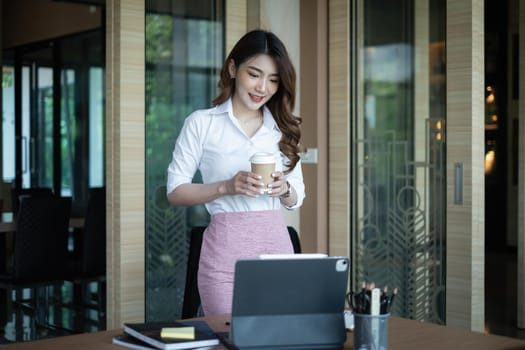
[65,187,106,324]
[11,187,54,215]
[68,187,106,279]
[0,195,71,333]
[181,225,301,319]
[287,226,302,254]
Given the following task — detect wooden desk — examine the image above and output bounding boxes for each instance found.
[0,212,86,269]
[3,314,525,349]
[0,212,85,233]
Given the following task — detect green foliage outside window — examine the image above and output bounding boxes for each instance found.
[144,4,224,321]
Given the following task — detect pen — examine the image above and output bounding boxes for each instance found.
[348,282,399,315]
[379,286,388,314]
[387,288,398,313]
[380,295,389,314]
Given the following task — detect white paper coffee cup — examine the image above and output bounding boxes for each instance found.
[250,152,276,189]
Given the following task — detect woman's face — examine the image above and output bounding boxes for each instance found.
[229,54,280,115]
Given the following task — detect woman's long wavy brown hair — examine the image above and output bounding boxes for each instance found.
[213,30,304,173]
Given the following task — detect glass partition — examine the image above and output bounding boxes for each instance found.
[145,0,224,321]
[88,67,104,188]
[351,0,446,323]
[2,64,15,183]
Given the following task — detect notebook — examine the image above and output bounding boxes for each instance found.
[229,255,349,350]
[121,320,219,350]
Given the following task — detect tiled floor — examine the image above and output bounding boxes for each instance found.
[0,280,105,344]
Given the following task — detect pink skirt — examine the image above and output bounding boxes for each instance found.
[197,210,294,315]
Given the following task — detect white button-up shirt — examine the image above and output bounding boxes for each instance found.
[166,98,305,214]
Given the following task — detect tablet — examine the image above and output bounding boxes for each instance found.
[230,255,349,350]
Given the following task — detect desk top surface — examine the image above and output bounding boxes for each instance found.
[0,212,84,233]
[3,314,525,350]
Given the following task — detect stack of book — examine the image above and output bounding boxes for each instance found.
[112,320,220,350]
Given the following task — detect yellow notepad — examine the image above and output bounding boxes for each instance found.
[160,326,195,340]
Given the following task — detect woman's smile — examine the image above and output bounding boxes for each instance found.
[249,93,265,103]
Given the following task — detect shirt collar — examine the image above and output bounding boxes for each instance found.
[213,98,231,115]
[214,97,280,132]
[213,97,280,132]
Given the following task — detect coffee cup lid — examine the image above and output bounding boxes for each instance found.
[250,152,275,164]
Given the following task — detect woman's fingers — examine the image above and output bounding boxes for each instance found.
[267,171,287,197]
[233,171,265,196]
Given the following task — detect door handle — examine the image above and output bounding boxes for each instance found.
[454,162,463,205]
[22,136,28,174]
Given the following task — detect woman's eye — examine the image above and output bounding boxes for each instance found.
[249,72,259,78]
[270,79,280,84]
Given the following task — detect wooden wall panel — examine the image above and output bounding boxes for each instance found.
[106,0,145,328]
[226,0,247,54]
[299,0,328,254]
[328,0,350,257]
[446,0,485,332]
[518,0,525,329]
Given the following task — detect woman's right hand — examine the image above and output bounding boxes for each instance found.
[168,171,267,206]
[225,171,266,197]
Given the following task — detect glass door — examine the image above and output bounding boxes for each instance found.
[2,29,104,214]
[22,46,55,190]
[351,0,446,323]
[2,44,56,206]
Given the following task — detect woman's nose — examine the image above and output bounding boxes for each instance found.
[255,79,266,93]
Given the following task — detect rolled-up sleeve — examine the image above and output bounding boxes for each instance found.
[283,159,305,210]
[166,114,202,194]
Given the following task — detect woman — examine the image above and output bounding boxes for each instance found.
[166,30,305,315]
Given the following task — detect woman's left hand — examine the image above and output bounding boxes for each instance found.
[268,171,288,197]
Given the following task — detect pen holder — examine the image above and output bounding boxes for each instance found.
[353,313,389,350]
